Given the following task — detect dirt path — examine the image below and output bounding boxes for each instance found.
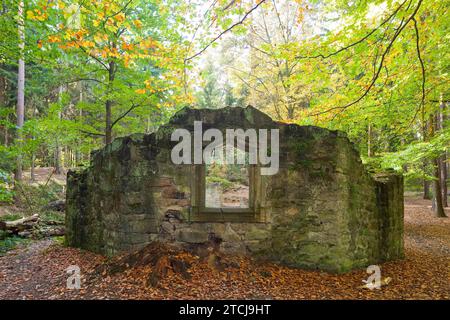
[0,240,56,299]
[404,197,450,257]
[0,196,448,300]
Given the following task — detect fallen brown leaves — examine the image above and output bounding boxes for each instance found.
[0,196,448,300]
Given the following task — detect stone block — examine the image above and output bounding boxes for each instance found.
[175,230,209,244]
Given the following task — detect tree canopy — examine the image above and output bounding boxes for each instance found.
[0,0,448,213]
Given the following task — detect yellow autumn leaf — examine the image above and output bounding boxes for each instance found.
[58,0,65,9]
[48,35,60,43]
[115,12,125,23]
[26,10,35,20]
[94,34,103,43]
[123,54,131,67]
[133,19,143,28]
[122,42,134,51]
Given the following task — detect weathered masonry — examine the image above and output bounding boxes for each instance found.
[66,106,404,272]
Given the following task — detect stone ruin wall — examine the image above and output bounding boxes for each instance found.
[66,107,404,273]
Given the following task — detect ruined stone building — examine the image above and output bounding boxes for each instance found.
[66,107,404,272]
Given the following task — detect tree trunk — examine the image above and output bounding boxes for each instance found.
[423,178,431,200]
[105,100,112,144]
[3,115,8,146]
[421,103,430,200]
[367,123,372,157]
[64,146,68,168]
[431,113,447,217]
[422,119,431,200]
[0,77,8,146]
[432,158,447,217]
[75,82,83,165]
[14,0,25,183]
[54,86,63,174]
[105,61,116,145]
[30,153,35,182]
[54,141,62,174]
[440,156,448,207]
[439,102,448,207]
[29,105,37,182]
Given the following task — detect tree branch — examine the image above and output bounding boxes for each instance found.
[79,129,105,137]
[65,78,105,85]
[308,0,423,118]
[77,44,109,70]
[102,0,134,27]
[296,0,408,60]
[111,102,140,129]
[411,17,426,124]
[185,0,267,62]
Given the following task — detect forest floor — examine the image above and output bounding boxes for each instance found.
[0,195,448,300]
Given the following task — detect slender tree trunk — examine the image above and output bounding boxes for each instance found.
[54,140,62,174]
[421,115,431,199]
[105,61,115,145]
[4,114,8,146]
[69,148,73,167]
[440,158,448,207]
[0,77,7,146]
[439,101,448,207]
[367,123,372,157]
[30,153,35,182]
[431,113,447,217]
[432,158,446,217]
[75,82,83,165]
[105,100,112,144]
[14,0,25,182]
[147,115,151,133]
[30,104,37,182]
[63,146,67,167]
[54,86,63,174]
[423,178,431,200]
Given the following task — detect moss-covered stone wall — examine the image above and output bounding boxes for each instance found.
[66,106,404,272]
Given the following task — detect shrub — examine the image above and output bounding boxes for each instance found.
[0,236,30,256]
[0,169,14,204]
[206,176,234,190]
[0,213,22,222]
[14,180,64,214]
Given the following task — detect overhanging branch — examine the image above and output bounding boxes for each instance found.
[185,0,267,62]
[111,102,140,129]
[296,0,408,60]
[411,17,426,125]
[308,0,423,118]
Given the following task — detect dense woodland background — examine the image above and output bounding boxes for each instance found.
[0,0,448,216]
